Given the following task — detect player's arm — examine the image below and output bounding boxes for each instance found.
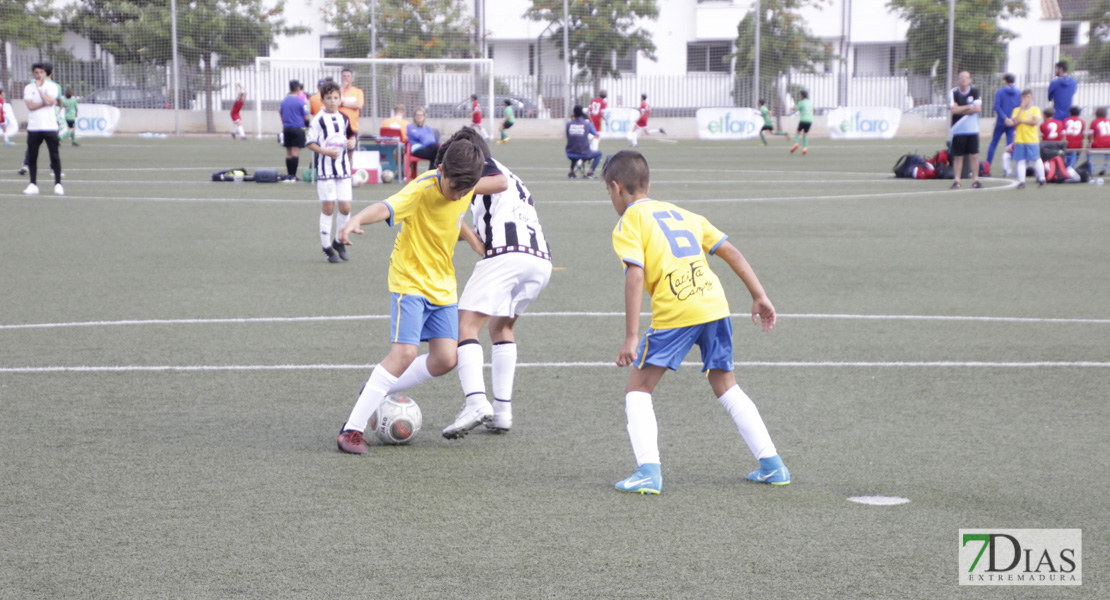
[713,241,776,332]
[458,221,484,257]
[338,202,392,245]
[306,141,342,160]
[617,264,645,367]
[473,173,508,195]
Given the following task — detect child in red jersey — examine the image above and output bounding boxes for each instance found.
[1063,106,1085,169]
[1087,107,1110,174]
[230,83,246,140]
[1040,107,1065,142]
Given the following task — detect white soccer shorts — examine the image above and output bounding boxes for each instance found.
[316,178,352,202]
[458,253,552,317]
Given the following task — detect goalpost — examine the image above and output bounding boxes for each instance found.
[252,57,495,140]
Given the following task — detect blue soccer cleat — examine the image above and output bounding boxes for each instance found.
[747,455,790,485]
[615,463,662,495]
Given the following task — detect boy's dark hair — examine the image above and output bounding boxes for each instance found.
[1097,107,1107,119]
[758,98,766,105]
[65,88,73,98]
[439,139,484,194]
[289,79,300,93]
[503,99,511,106]
[341,68,353,75]
[1044,107,1055,119]
[1004,73,1015,84]
[1056,60,1069,72]
[641,93,647,100]
[1021,89,1033,97]
[470,94,478,100]
[603,150,650,195]
[320,81,341,98]
[800,90,809,99]
[435,126,491,166]
[31,62,52,74]
[572,104,585,119]
[1070,106,1081,116]
[599,90,607,98]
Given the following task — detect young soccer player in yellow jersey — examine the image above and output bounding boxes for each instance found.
[334,132,486,454]
[1004,89,1046,189]
[605,150,790,494]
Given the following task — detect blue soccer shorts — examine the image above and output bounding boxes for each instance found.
[1012,143,1040,162]
[390,293,458,345]
[635,317,734,373]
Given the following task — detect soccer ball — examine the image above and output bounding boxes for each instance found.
[352,168,370,187]
[369,394,423,445]
[381,169,395,183]
[325,132,348,151]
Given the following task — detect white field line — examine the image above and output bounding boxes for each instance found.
[3,361,1110,374]
[2,311,1109,331]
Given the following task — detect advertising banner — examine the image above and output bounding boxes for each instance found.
[828,107,901,139]
[73,104,121,138]
[696,108,762,140]
[598,107,642,140]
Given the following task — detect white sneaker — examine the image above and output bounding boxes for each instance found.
[54,183,64,196]
[442,399,494,439]
[23,183,39,195]
[485,412,512,432]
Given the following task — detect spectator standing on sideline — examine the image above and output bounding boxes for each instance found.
[22,62,63,196]
[986,73,1020,167]
[406,108,440,169]
[279,79,311,181]
[948,71,983,190]
[1048,61,1077,118]
[309,78,330,116]
[338,68,364,161]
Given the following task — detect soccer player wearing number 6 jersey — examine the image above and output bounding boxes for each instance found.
[443,129,553,438]
[605,150,789,495]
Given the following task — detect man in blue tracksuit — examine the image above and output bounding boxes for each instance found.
[565,104,602,178]
[986,73,1021,168]
[1048,60,1078,118]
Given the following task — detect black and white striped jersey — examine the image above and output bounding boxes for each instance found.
[471,158,551,260]
[307,110,354,180]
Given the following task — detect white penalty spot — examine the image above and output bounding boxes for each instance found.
[847,495,911,506]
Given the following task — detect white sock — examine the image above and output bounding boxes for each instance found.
[649,128,662,135]
[628,129,640,147]
[1033,158,1045,183]
[343,366,399,433]
[491,343,517,414]
[1002,152,1012,176]
[717,385,778,460]
[319,211,333,248]
[335,210,350,235]
[456,342,487,407]
[235,125,245,138]
[625,391,660,466]
[1016,160,1027,183]
[388,354,434,394]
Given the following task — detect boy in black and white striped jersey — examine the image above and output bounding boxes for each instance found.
[305,81,356,263]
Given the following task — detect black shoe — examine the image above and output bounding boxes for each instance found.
[971,181,982,189]
[1016,182,1025,190]
[585,172,597,179]
[324,247,340,263]
[1038,181,1046,188]
[18,165,27,176]
[72,142,80,147]
[332,239,349,261]
[659,128,667,135]
[568,171,576,179]
[950,182,961,190]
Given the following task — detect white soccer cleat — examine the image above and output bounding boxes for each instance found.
[484,412,512,432]
[442,399,494,439]
[54,183,64,196]
[23,183,39,195]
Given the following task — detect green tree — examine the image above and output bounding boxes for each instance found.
[0,0,63,91]
[1080,0,1110,78]
[525,0,659,95]
[66,0,304,132]
[323,0,477,59]
[731,0,832,115]
[887,0,1026,80]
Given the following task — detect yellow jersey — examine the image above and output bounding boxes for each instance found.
[612,199,731,329]
[383,170,475,305]
[1011,105,1043,145]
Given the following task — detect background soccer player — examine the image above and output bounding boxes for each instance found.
[790,91,813,155]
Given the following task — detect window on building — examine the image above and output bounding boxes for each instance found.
[614,49,637,73]
[1061,23,1079,46]
[686,42,731,73]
